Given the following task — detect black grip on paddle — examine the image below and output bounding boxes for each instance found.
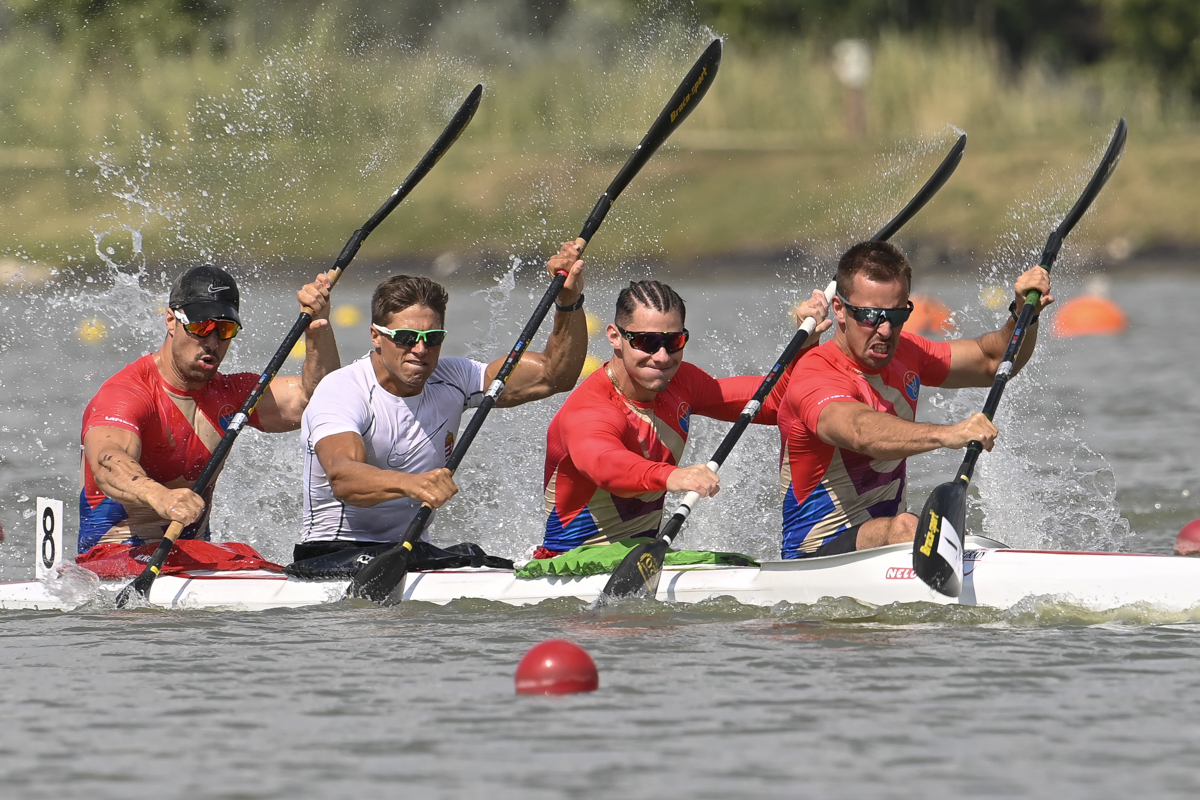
[579,195,613,245]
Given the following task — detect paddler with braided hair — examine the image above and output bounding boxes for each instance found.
[533,279,831,559]
[776,241,1052,558]
[79,265,340,555]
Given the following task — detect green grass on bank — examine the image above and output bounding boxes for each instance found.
[1,27,1197,271]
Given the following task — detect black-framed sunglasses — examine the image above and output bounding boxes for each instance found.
[836,294,914,328]
[371,324,448,347]
[616,325,690,354]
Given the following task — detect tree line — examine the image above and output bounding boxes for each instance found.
[4,0,1198,99]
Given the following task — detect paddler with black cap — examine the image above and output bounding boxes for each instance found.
[78,265,339,555]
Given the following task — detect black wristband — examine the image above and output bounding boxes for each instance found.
[555,293,584,313]
[1009,300,1039,325]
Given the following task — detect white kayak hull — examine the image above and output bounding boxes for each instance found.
[5,536,1200,614]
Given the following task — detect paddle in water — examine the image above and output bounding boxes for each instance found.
[603,133,968,599]
[349,38,724,604]
[913,118,1127,598]
[113,85,483,608]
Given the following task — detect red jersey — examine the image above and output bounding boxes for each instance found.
[776,332,952,558]
[540,359,795,552]
[78,354,263,553]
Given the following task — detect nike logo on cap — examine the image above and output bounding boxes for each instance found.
[208,284,230,295]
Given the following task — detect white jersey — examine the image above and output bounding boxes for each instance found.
[300,354,488,544]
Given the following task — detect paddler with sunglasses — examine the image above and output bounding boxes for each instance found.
[289,242,588,568]
[777,241,1053,559]
[532,279,832,558]
[78,265,339,555]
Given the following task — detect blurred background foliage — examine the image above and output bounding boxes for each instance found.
[1,0,1198,267]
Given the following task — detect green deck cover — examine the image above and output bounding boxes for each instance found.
[515,539,758,580]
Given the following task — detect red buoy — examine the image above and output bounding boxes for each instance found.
[1052,295,1128,338]
[1174,520,1200,556]
[907,294,956,336]
[515,639,599,695]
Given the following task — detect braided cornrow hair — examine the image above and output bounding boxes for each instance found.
[614,280,686,327]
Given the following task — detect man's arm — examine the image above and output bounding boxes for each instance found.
[314,432,458,508]
[492,241,588,408]
[943,266,1053,389]
[82,427,206,525]
[256,273,342,432]
[816,401,998,460]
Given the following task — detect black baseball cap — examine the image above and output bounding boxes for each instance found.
[168,265,241,325]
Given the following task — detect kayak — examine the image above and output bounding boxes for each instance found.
[6,533,1200,613]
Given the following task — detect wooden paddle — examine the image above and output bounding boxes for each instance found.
[602,134,968,599]
[913,118,1127,598]
[349,38,724,604]
[113,85,483,608]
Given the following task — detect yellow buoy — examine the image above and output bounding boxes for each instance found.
[332,304,362,328]
[580,354,602,380]
[289,339,306,360]
[78,317,108,344]
[980,286,1008,310]
[585,311,603,338]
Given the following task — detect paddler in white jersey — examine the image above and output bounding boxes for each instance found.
[292,241,587,570]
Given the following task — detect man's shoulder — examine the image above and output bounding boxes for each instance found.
[309,356,375,402]
[556,366,618,417]
[88,354,158,405]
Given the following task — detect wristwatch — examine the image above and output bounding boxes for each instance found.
[1008,300,1039,325]
[555,293,585,313]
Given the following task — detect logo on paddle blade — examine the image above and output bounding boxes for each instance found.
[636,553,661,583]
[919,511,940,557]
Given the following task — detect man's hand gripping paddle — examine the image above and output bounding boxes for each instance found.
[348,39,725,604]
[602,133,968,599]
[913,118,1127,598]
[113,85,483,608]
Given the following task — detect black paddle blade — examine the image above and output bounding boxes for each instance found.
[913,480,967,597]
[602,539,670,599]
[872,133,966,243]
[114,570,155,608]
[608,38,721,201]
[346,544,411,604]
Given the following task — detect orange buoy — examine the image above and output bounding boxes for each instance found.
[906,294,955,335]
[515,639,599,695]
[1052,295,1127,338]
[1174,520,1200,556]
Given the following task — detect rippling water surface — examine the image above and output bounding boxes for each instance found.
[2,266,1200,798]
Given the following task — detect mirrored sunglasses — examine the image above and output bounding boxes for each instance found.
[172,309,240,340]
[617,325,690,354]
[836,295,914,328]
[372,324,447,347]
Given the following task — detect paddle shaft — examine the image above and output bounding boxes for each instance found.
[947,118,1128,487]
[656,282,834,545]
[654,134,969,548]
[914,118,1127,597]
[114,85,483,606]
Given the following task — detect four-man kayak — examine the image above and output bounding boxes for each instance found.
[5,534,1200,613]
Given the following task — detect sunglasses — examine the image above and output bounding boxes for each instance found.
[172,310,240,341]
[372,324,448,347]
[836,294,914,328]
[617,325,690,354]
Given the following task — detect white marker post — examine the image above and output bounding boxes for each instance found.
[35,498,63,582]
